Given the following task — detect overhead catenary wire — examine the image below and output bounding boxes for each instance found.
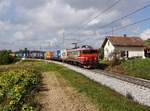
[82,0,122,27]
[79,2,150,44]
[65,1,150,46]
[81,17,150,43]
[71,0,122,35]
[75,1,150,37]
[102,17,150,35]
[98,2,150,29]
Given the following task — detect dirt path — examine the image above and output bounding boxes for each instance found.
[39,71,99,111]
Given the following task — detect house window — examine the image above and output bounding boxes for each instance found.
[121,51,125,57]
[121,51,129,58]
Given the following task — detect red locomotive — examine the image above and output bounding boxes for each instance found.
[61,45,99,68]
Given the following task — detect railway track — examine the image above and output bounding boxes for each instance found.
[91,69,150,89]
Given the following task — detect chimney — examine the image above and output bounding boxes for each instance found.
[123,34,127,37]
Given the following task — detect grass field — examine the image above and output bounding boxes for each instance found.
[121,58,150,80]
[34,61,150,111]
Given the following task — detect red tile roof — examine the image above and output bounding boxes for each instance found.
[102,35,144,47]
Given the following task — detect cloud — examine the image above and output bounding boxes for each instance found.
[15,0,47,9]
[79,30,97,36]
[87,10,119,26]
[14,30,34,40]
[140,29,150,40]
[26,0,95,29]
[0,20,11,31]
[0,0,149,50]
[0,0,10,14]
[64,0,111,10]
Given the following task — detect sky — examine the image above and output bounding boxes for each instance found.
[0,0,150,51]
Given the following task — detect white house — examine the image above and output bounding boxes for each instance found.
[101,35,145,60]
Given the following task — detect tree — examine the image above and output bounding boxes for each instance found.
[99,48,104,59]
[144,39,150,45]
[109,50,121,67]
[0,50,14,65]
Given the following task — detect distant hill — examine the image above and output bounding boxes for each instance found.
[144,39,150,45]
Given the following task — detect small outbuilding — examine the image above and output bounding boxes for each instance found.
[101,35,145,60]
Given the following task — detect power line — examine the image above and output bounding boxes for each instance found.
[98,3,150,29]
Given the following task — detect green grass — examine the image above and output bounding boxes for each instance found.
[21,60,64,72]
[32,61,150,111]
[121,58,150,80]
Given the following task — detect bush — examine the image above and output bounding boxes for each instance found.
[0,68,40,111]
[121,58,150,79]
[109,54,121,67]
[0,50,14,65]
[99,48,104,59]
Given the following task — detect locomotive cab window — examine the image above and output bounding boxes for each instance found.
[81,50,98,54]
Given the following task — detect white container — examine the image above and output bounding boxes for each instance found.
[60,49,68,60]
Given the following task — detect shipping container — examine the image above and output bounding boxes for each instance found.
[44,51,53,60]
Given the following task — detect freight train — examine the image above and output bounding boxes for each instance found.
[45,45,99,68]
[15,45,99,68]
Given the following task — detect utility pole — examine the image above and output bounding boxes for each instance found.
[39,42,42,51]
[62,31,65,49]
[48,41,51,50]
[112,26,114,35]
[72,43,78,49]
[62,31,65,63]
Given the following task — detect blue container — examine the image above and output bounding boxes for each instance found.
[57,50,61,58]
